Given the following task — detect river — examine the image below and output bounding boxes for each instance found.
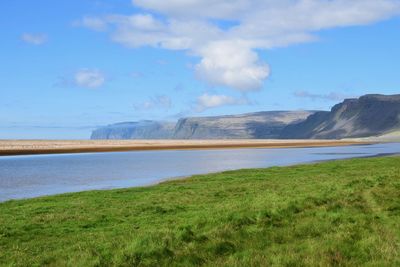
[0,143,399,202]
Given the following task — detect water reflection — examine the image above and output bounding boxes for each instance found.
[0,143,399,202]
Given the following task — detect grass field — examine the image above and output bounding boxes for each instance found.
[1,156,400,266]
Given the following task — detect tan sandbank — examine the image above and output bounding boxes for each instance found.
[0,139,374,156]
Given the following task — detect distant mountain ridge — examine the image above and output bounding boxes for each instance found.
[280,94,400,139]
[91,94,400,140]
[91,111,314,140]
[173,111,314,139]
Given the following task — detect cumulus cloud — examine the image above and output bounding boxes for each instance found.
[132,0,251,19]
[195,41,270,91]
[78,16,108,31]
[55,69,106,88]
[80,0,400,91]
[74,69,106,88]
[195,93,248,111]
[21,33,47,45]
[134,95,172,111]
[294,90,356,101]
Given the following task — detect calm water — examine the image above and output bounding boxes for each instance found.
[0,143,399,202]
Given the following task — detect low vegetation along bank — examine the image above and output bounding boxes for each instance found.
[1,157,400,266]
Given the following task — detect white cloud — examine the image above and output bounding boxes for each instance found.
[195,41,270,91]
[74,69,105,88]
[82,0,400,91]
[132,0,253,19]
[195,93,248,111]
[134,95,172,111]
[126,14,163,31]
[21,33,47,45]
[79,16,108,31]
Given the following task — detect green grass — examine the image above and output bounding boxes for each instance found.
[1,156,400,266]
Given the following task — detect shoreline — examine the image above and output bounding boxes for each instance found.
[1,152,398,203]
[0,139,374,156]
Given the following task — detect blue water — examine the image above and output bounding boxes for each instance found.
[0,143,399,202]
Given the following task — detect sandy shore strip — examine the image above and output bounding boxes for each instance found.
[0,139,375,156]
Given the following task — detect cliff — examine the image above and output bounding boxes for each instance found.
[280,94,400,139]
[173,111,314,139]
[91,111,314,139]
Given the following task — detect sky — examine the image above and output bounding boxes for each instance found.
[1,0,400,139]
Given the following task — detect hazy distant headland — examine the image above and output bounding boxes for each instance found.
[92,94,400,140]
[91,111,314,140]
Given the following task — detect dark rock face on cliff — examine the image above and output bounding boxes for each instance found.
[173,111,315,139]
[280,94,400,139]
[91,121,175,140]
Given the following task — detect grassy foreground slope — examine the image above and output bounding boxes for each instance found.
[1,157,400,266]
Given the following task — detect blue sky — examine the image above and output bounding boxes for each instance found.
[1,0,400,139]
